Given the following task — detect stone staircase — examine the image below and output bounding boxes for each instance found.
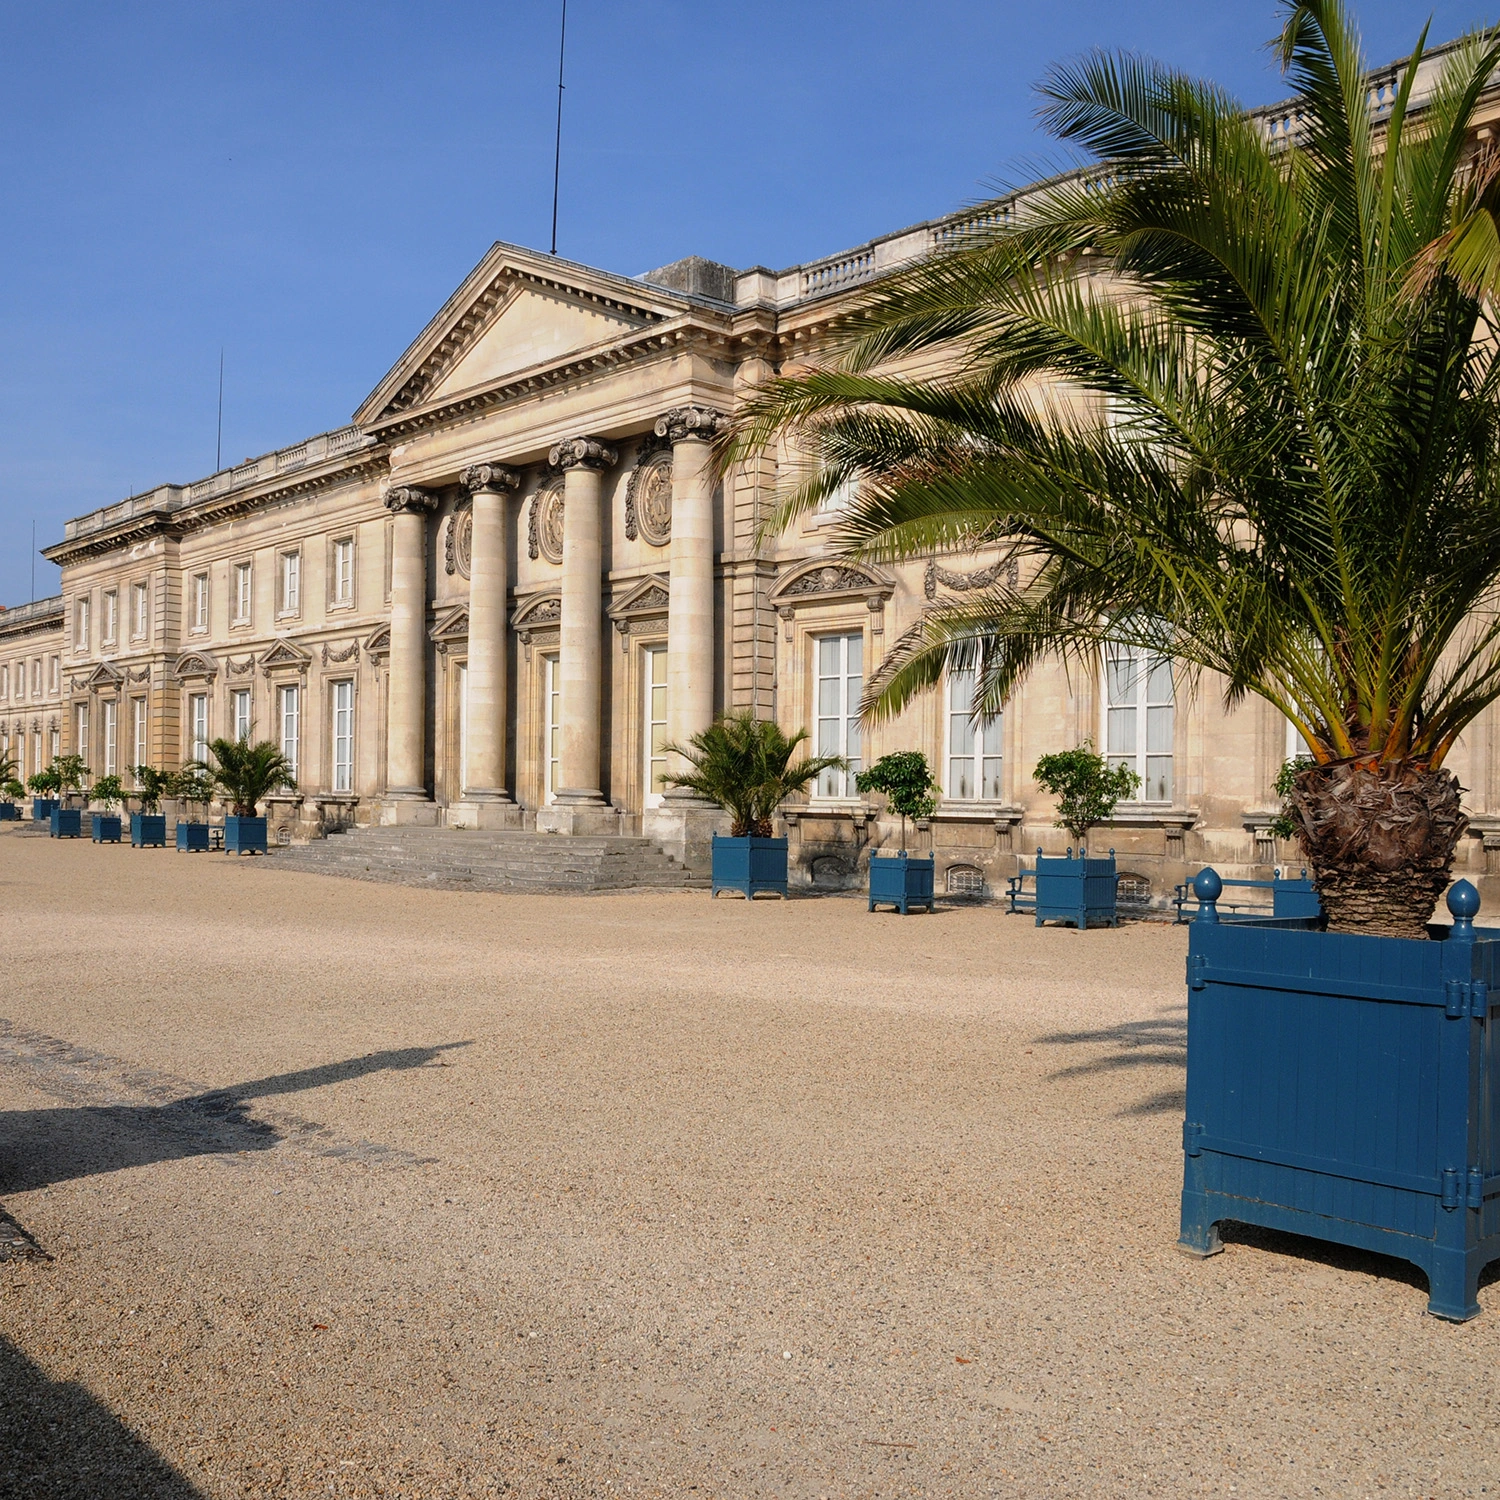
[266,825,707,894]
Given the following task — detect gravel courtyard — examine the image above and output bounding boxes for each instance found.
[1,832,1497,1499]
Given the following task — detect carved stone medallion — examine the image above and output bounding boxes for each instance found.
[528,479,565,564]
[445,504,473,578]
[627,451,673,546]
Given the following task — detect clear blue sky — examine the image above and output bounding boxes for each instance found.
[0,0,1489,603]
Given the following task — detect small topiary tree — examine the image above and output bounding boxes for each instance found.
[2,779,24,803]
[91,774,123,813]
[51,754,90,805]
[131,765,173,816]
[1032,741,1140,849]
[856,751,939,853]
[27,765,61,799]
[169,765,216,820]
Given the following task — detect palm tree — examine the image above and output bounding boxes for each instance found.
[661,712,845,837]
[196,738,296,818]
[730,2,1500,938]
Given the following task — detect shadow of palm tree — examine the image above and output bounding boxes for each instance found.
[0,1040,471,1197]
[0,1334,207,1498]
[1035,1008,1187,1115]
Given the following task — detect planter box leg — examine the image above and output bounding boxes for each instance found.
[1427,1247,1482,1322]
[1176,1200,1223,1258]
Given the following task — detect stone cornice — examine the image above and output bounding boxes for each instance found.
[549,436,618,472]
[460,463,522,496]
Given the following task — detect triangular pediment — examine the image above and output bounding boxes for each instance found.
[431,605,469,643]
[355,242,692,429]
[608,574,671,620]
[259,639,312,672]
[84,660,127,688]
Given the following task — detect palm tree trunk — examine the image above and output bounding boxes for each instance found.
[1290,760,1467,938]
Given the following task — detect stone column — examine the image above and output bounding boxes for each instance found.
[382,484,438,821]
[536,435,618,836]
[459,462,522,828]
[644,406,729,869]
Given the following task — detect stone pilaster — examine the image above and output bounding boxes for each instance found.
[644,407,731,869]
[381,484,439,823]
[536,436,619,836]
[458,462,523,828]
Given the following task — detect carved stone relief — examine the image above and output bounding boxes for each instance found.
[445,501,473,579]
[626,451,673,546]
[528,479,565,564]
[923,555,1018,599]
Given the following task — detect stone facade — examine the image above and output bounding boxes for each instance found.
[11,48,1500,903]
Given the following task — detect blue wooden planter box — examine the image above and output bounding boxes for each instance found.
[130,813,167,848]
[90,813,122,844]
[224,815,268,854]
[176,821,210,852]
[1034,848,1118,928]
[868,851,935,914]
[711,834,788,899]
[49,807,81,838]
[32,798,58,822]
[0,802,18,821]
[1180,868,1500,1321]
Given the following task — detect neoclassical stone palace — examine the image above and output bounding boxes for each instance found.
[6,45,1500,901]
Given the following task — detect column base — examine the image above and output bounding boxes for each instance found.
[448,797,526,831]
[644,796,727,872]
[377,795,441,827]
[535,791,620,837]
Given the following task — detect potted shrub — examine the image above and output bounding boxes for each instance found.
[27,765,60,822]
[89,774,123,844]
[199,737,295,855]
[730,8,1500,1313]
[129,765,171,848]
[662,712,843,899]
[857,751,938,914]
[1027,744,1140,929]
[171,766,215,852]
[47,755,89,839]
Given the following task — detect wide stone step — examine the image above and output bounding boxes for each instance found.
[266,826,706,893]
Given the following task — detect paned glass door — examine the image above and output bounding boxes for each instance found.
[643,646,667,809]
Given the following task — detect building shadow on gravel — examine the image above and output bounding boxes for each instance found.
[0,1041,470,1198]
[1035,1008,1187,1115]
[0,1334,207,1499]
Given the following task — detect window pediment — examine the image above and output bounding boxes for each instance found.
[768,560,895,608]
[363,624,391,658]
[259,639,312,677]
[171,652,216,683]
[511,591,562,631]
[431,605,469,644]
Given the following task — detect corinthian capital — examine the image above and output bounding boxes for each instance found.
[382,484,438,515]
[655,406,728,445]
[461,462,522,496]
[548,435,618,472]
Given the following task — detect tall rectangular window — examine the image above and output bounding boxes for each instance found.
[192,573,209,631]
[814,632,863,798]
[132,581,148,638]
[101,700,117,775]
[131,698,147,777]
[10,732,19,781]
[946,670,1004,802]
[75,597,89,651]
[47,656,58,693]
[1104,643,1174,803]
[232,688,252,743]
[0,666,8,696]
[643,645,667,810]
[30,659,40,696]
[457,663,468,792]
[279,684,300,775]
[233,562,252,623]
[333,538,354,605]
[544,654,561,804]
[331,681,354,792]
[75,703,89,765]
[34,729,42,774]
[280,551,300,614]
[103,589,118,645]
[49,727,59,762]
[189,693,208,764]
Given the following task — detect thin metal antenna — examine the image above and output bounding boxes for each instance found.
[216,348,224,471]
[30,521,35,603]
[550,0,567,255]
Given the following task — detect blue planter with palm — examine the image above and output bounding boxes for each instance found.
[224,815,268,855]
[1180,869,1500,1321]
[711,835,788,899]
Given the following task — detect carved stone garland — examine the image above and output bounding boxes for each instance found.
[924,556,1019,600]
[528,477,566,564]
[625,435,673,545]
[321,641,360,666]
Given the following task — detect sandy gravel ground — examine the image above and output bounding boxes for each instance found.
[1,831,1497,1499]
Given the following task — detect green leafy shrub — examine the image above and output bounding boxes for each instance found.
[131,766,173,815]
[197,738,296,818]
[856,751,939,851]
[90,775,123,812]
[1032,742,1140,845]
